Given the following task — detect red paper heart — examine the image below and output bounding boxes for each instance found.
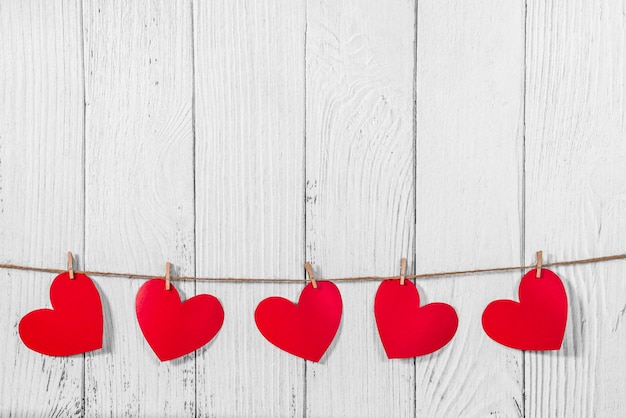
[19,272,104,356]
[482,268,567,350]
[254,281,342,362]
[375,279,458,358]
[136,279,224,361]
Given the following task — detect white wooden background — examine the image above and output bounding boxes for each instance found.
[1,0,625,416]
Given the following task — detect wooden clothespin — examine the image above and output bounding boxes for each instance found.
[535,250,543,278]
[67,251,75,279]
[399,258,407,285]
[304,262,317,289]
[165,261,171,290]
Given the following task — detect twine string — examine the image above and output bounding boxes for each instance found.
[0,253,625,283]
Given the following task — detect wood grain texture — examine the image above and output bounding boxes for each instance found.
[0,0,85,416]
[3,0,626,416]
[525,0,626,416]
[193,1,305,416]
[83,1,195,416]
[305,1,415,416]
[416,0,525,416]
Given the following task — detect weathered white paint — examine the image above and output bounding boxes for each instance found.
[1,0,626,416]
[415,0,525,416]
[194,1,305,417]
[525,1,626,416]
[83,1,195,416]
[305,1,415,417]
[0,1,85,416]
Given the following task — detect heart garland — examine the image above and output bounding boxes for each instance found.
[482,268,568,350]
[135,278,225,361]
[254,281,343,362]
[19,272,104,356]
[17,264,569,359]
[374,279,458,358]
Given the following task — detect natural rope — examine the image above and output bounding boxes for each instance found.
[0,253,625,283]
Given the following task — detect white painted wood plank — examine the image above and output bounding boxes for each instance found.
[193,1,305,417]
[525,0,626,416]
[305,1,415,416]
[415,0,525,416]
[83,1,195,416]
[0,1,85,416]
[3,1,625,415]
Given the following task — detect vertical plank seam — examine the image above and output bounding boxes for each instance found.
[521,0,528,416]
[79,0,87,416]
[412,0,419,416]
[190,0,198,416]
[302,1,309,416]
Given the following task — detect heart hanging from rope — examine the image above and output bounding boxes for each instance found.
[374,279,458,358]
[255,281,343,362]
[136,279,225,361]
[482,268,568,350]
[19,272,104,356]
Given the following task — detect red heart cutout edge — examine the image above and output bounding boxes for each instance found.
[19,272,104,356]
[375,279,458,359]
[254,281,342,362]
[482,268,568,350]
[136,279,225,361]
